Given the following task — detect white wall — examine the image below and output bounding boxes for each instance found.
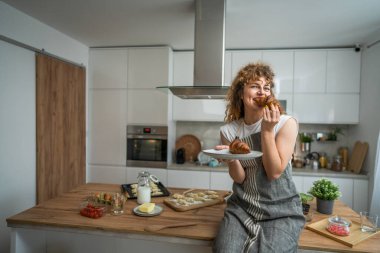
[0,40,36,253]
[350,30,380,210]
[0,2,89,253]
[0,2,88,66]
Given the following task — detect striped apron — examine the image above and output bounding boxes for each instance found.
[213,132,305,253]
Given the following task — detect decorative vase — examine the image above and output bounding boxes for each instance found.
[316,198,334,214]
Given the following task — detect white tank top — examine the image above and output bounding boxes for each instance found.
[220,115,295,143]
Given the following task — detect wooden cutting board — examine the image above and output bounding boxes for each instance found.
[175,135,201,162]
[348,141,369,174]
[306,218,380,247]
[163,189,227,212]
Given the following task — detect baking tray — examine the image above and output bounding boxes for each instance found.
[121,182,170,199]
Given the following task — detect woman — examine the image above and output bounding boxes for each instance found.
[213,62,305,253]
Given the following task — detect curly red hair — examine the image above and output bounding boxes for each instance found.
[224,62,283,122]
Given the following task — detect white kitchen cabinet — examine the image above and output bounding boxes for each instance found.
[353,179,368,212]
[327,49,361,93]
[127,47,172,125]
[88,165,127,184]
[292,175,303,193]
[172,96,226,122]
[231,50,262,78]
[262,50,294,93]
[172,51,232,86]
[277,93,293,116]
[126,167,167,185]
[167,170,210,189]
[210,171,233,191]
[89,89,127,166]
[127,47,171,89]
[224,51,232,86]
[294,50,327,93]
[173,51,193,86]
[89,48,128,89]
[127,89,168,125]
[293,94,359,124]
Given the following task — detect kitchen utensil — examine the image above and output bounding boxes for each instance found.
[144,222,198,232]
[121,181,170,199]
[175,135,201,162]
[348,141,369,173]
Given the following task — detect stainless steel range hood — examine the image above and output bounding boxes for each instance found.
[159,0,227,99]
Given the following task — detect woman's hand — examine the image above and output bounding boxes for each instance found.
[261,103,281,132]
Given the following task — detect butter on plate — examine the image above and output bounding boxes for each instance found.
[138,203,155,213]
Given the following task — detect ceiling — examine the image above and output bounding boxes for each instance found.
[3,0,380,50]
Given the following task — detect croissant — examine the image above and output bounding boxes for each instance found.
[229,138,250,154]
[254,95,285,114]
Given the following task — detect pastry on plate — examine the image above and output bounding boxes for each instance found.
[229,138,250,154]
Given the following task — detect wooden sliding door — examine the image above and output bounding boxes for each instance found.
[36,54,86,203]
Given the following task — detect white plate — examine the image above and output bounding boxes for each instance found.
[133,205,163,217]
[202,149,263,160]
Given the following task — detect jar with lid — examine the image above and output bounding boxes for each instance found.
[331,155,343,172]
[319,152,327,168]
[137,171,151,204]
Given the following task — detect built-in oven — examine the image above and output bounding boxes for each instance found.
[127,125,168,168]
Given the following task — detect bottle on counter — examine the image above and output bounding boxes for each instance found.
[319,152,327,169]
[339,147,349,171]
[137,171,151,204]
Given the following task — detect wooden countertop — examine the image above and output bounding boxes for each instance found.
[7,183,380,252]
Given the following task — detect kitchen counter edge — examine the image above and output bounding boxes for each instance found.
[167,163,368,179]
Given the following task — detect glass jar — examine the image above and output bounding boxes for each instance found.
[137,171,151,204]
[319,152,327,168]
[326,216,350,236]
[331,155,342,172]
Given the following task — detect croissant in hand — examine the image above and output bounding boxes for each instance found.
[253,95,285,114]
[229,138,250,154]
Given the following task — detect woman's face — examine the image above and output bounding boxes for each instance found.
[241,77,271,110]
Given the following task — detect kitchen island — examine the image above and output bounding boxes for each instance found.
[7,183,380,253]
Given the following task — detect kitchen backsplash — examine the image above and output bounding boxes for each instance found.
[176,121,224,149]
[176,121,350,162]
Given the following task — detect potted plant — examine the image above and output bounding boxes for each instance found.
[300,193,314,215]
[326,127,344,141]
[299,133,313,152]
[308,178,341,214]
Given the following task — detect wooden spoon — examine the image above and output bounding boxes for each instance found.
[144,222,198,232]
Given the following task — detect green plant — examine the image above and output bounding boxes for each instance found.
[299,133,313,143]
[308,178,341,201]
[327,127,344,141]
[299,193,314,204]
